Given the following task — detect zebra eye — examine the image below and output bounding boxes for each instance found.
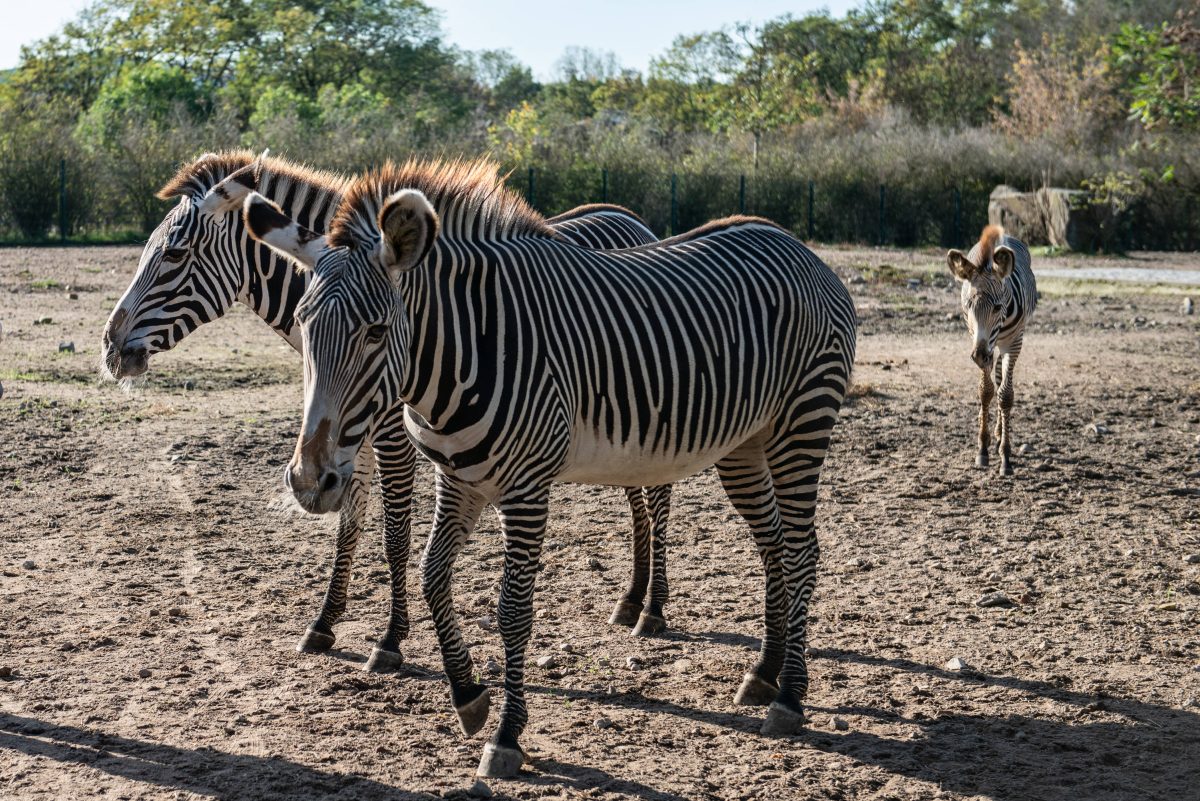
[162,247,188,263]
[365,324,388,343]
[993,304,1003,314]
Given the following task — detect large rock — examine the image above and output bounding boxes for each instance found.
[988,186,1045,244]
[1036,187,1092,250]
[987,185,1119,252]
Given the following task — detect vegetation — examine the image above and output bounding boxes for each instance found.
[1,0,1198,247]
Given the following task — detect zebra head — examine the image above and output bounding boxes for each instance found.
[101,153,265,380]
[948,236,1015,371]
[241,189,438,513]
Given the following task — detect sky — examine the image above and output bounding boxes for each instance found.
[1,1,859,78]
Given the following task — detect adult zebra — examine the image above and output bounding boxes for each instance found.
[947,224,1037,476]
[242,159,857,777]
[99,151,673,673]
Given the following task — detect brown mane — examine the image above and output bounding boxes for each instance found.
[977,224,1005,268]
[157,150,350,201]
[328,158,555,248]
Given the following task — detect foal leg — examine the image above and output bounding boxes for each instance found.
[976,366,995,468]
[297,441,374,653]
[609,487,651,626]
[478,483,551,779]
[365,410,418,672]
[632,484,672,636]
[996,344,1021,476]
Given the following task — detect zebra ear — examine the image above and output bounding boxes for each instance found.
[992,246,1015,280]
[198,163,259,216]
[242,193,327,269]
[377,190,439,283]
[947,249,978,281]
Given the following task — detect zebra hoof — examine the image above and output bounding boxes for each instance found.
[296,625,336,654]
[477,742,526,778]
[364,647,403,673]
[608,600,643,627]
[975,451,989,469]
[760,700,806,736]
[631,612,667,637]
[455,686,491,736]
[734,673,779,706]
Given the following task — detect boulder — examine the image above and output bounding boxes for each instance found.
[988,186,1045,244]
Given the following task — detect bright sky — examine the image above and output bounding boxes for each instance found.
[1,1,860,77]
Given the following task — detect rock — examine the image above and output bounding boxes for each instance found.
[906,278,922,289]
[945,312,957,321]
[0,380,4,400]
[944,657,970,672]
[58,341,75,354]
[829,716,849,731]
[626,656,642,670]
[34,316,52,325]
[67,292,79,300]
[183,380,195,391]
[1183,297,1194,316]
[0,666,11,678]
[848,274,866,285]
[137,668,152,678]
[22,560,36,570]
[535,654,556,669]
[1182,698,1197,709]
[167,607,183,617]
[477,616,495,631]
[1017,443,1029,456]
[484,659,501,675]
[467,779,493,798]
[1157,602,1180,612]
[977,592,1014,608]
[593,717,613,729]
[1184,554,1200,565]
[989,186,1046,244]
[587,557,603,571]
[557,641,575,653]
[1084,422,1110,437]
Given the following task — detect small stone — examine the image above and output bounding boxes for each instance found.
[535,654,556,669]
[137,668,152,678]
[626,656,642,670]
[477,616,495,631]
[945,311,958,321]
[484,659,501,675]
[1183,297,1194,316]
[34,316,52,325]
[22,560,36,570]
[829,716,849,731]
[59,642,75,652]
[944,657,969,672]
[0,666,11,678]
[907,278,922,289]
[587,557,603,571]
[557,641,575,653]
[849,275,866,285]
[1157,602,1180,612]
[1017,443,1029,456]
[1184,554,1200,565]
[67,292,79,300]
[468,779,493,798]
[58,341,75,353]
[183,380,195,391]
[1181,698,1196,709]
[1084,423,1110,437]
[593,717,613,729]
[167,607,183,617]
[977,592,1014,608]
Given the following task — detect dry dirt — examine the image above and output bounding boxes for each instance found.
[1,244,1199,801]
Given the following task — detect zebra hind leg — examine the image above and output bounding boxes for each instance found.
[716,447,785,707]
[297,444,374,654]
[609,487,651,627]
[364,425,418,672]
[632,484,672,636]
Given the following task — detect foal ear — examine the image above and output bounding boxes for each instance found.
[198,162,260,216]
[947,249,978,281]
[992,246,1015,280]
[242,193,327,269]
[377,190,439,283]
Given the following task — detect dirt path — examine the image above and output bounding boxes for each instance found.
[1,246,1198,800]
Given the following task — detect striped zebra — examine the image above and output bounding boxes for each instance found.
[99,152,672,673]
[947,224,1037,476]
[241,159,857,777]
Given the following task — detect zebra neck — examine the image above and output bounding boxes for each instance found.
[237,169,344,348]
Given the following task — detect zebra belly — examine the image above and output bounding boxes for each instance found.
[557,427,751,486]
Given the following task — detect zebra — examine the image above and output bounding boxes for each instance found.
[947,224,1037,476]
[99,151,673,674]
[241,158,857,777]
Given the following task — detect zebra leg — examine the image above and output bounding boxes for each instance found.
[477,483,551,779]
[997,349,1018,476]
[297,442,375,654]
[718,447,786,707]
[421,472,490,734]
[975,367,995,468]
[609,487,651,627]
[364,414,418,672]
[761,337,850,736]
[632,484,671,636]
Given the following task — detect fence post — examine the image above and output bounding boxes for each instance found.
[878,184,886,246]
[670,173,678,236]
[953,187,962,248]
[739,174,746,215]
[807,180,815,241]
[59,159,68,242]
[601,168,608,204]
[527,167,535,209]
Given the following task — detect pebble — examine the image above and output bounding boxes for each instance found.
[167,607,183,617]
[1084,422,1110,437]
[626,656,642,670]
[944,657,970,672]
[467,779,493,798]
[1017,443,1029,455]
[557,641,575,653]
[183,380,195,391]
[58,341,75,353]
[977,592,1014,608]
[67,292,79,300]
[587,557,603,571]
[593,717,613,729]
[22,560,36,570]
[1183,297,1194,315]
[477,616,495,631]
[34,316,52,325]
[906,278,922,289]
[484,659,501,675]
[1185,554,1200,565]
[0,666,11,678]
[1157,602,1179,612]
[945,312,957,321]
[829,716,849,731]
[137,668,152,678]
[1182,698,1197,709]
[535,654,556,669]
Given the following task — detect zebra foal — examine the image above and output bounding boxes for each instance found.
[240,158,857,777]
[948,224,1037,475]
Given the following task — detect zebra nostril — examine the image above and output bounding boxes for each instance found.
[319,471,340,493]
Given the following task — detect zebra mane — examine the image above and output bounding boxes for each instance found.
[329,158,555,248]
[157,150,351,202]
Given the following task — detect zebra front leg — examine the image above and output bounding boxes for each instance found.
[976,367,995,468]
[632,484,671,636]
[364,420,418,672]
[298,443,375,654]
[478,483,550,779]
[609,487,651,627]
[422,472,490,734]
[997,352,1017,476]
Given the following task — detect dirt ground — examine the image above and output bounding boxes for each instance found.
[1,244,1198,801]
